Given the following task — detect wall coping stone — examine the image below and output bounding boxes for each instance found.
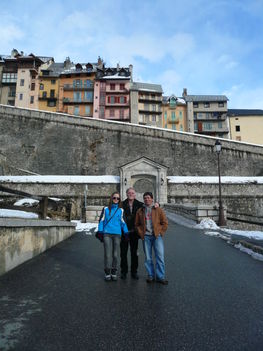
[0,218,76,228]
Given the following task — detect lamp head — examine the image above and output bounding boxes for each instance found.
[215,140,222,154]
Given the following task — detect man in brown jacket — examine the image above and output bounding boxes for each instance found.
[135,192,169,284]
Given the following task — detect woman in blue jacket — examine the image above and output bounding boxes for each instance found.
[98,192,129,281]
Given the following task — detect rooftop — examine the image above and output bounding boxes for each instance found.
[130,82,163,93]
[228,109,263,116]
[184,95,228,102]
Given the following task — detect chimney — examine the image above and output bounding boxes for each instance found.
[182,88,187,97]
[117,62,120,71]
[64,57,71,69]
[129,64,133,81]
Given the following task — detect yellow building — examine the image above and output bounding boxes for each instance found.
[228,109,263,145]
[162,95,187,131]
[38,63,64,112]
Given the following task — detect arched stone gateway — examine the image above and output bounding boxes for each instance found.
[119,157,168,204]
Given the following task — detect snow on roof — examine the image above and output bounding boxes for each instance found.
[0,176,120,184]
[167,176,263,184]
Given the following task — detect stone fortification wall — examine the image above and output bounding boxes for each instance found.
[1,105,263,176]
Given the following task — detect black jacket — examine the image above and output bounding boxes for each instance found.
[122,198,143,232]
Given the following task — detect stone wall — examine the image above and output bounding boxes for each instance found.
[1,105,263,177]
[0,218,76,276]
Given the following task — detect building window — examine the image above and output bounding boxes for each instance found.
[119,110,124,118]
[193,102,199,108]
[152,104,156,111]
[194,122,198,131]
[152,115,156,122]
[84,91,93,101]
[74,92,81,102]
[110,84,115,90]
[84,79,92,88]
[120,96,127,104]
[43,91,47,98]
[50,90,55,98]
[218,122,222,129]
[19,93,23,100]
[218,102,224,107]
[171,111,176,120]
[20,79,24,86]
[120,83,125,90]
[85,105,91,116]
[110,109,115,117]
[203,123,212,130]
[144,103,149,111]
[48,101,56,107]
[2,73,17,83]
[74,106,80,115]
[204,102,210,108]
[51,80,56,84]
[30,96,34,104]
[99,106,104,118]
[31,83,35,91]
[40,83,44,90]
[73,79,82,87]
[235,125,240,132]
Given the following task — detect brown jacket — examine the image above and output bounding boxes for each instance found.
[135,206,168,240]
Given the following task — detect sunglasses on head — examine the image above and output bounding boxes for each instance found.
[113,196,120,200]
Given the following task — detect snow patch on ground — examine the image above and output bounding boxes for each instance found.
[234,243,263,261]
[71,221,98,234]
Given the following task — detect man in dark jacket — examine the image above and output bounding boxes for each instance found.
[121,187,143,280]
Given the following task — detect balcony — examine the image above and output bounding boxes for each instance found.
[39,95,58,101]
[64,83,94,90]
[139,96,162,104]
[168,119,179,124]
[63,98,93,104]
[139,109,162,115]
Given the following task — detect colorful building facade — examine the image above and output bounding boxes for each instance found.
[93,65,131,121]
[162,95,186,131]
[228,109,263,145]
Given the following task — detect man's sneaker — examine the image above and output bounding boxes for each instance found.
[146,276,154,283]
[131,273,139,280]
[156,278,168,285]
[121,272,127,280]
[104,274,111,281]
[111,269,118,281]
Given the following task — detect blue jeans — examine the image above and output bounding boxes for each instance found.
[143,235,165,280]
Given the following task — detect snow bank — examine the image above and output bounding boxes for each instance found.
[14,198,39,206]
[0,175,120,183]
[196,218,219,229]
[167,176,263,184]
[71,220,98,234]
[0,209,38,219]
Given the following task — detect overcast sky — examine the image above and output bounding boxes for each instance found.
[1,0,263,108]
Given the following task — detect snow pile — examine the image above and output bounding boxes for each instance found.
[0,175,120,184]
[196,218,219,229]
[234,243,263,262]
[14,198,39,206]
[0,209,38,219]
[71,220,98,234]
[222,228,263,241]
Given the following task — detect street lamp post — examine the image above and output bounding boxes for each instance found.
[215,140,226,226]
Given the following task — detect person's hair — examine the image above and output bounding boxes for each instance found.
[143,192,153,199]
[126,187,136,195]
[108,192,122,213]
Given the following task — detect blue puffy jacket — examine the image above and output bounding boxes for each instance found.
[98,204,129,236]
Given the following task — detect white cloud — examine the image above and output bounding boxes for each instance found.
[224,85,263,109]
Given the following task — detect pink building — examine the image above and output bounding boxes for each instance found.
[94,65,132,121]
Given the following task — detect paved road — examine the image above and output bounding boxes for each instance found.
[1,221,263,351]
